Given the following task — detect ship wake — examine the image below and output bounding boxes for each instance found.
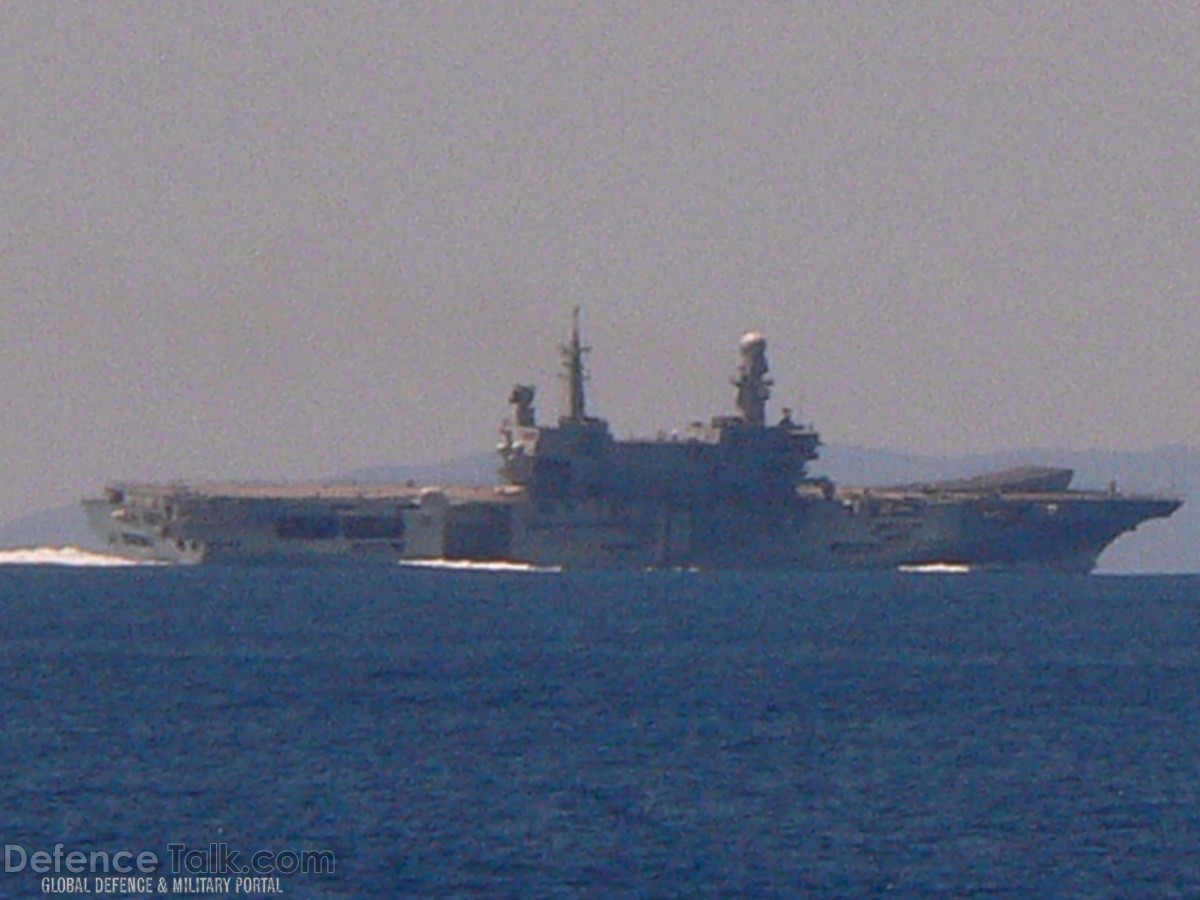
[400,558,562,574]
[0,546,157,567]
[898,562,973,574]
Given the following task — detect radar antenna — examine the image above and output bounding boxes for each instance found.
[508,384,536,427]
[733,332,772,426]
[560,306,590,422]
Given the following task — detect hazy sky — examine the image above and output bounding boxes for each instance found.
[2,4,1198,521]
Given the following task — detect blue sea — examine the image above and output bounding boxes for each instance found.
[2,564,1199,898]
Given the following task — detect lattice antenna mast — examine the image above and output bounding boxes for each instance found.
[560,306,590,422]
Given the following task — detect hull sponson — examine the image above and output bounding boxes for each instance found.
[83,479,1181,571]
[84,483,520,566]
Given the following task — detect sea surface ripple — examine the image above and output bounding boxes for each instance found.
[1,566,1198,897]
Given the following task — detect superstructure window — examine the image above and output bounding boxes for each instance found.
[343,515,406,539]
[275,516,339,540]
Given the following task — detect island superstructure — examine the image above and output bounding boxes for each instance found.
[84,313,1181,570]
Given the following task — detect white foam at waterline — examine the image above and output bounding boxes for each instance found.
[400,558,562,573]
[0,546,155,566]
[898,562,973,574]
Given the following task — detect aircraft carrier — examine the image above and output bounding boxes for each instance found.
[84,313,1181,571]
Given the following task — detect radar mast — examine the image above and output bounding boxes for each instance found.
[733,332,772,426]
[560,306,590,423]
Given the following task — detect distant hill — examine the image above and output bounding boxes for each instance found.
[6,447,1194,573]
[330,455,496,487]
[0,503,99,551]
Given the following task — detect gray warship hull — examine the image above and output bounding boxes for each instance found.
[83,469,1179,572]
[83,316,1181,571]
